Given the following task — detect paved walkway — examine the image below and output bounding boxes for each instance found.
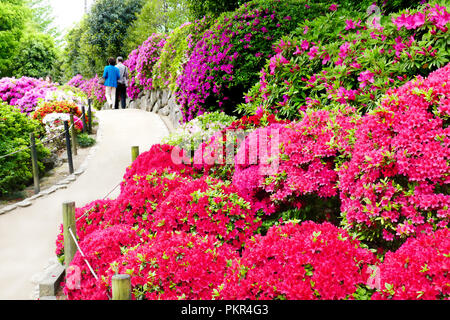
[0,109,169,300]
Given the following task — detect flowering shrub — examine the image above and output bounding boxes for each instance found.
[44,86,87,107]
[152,176,261,249]
[125,34,167,100]
[114,169,191,230]
[338,63,450,249]
[103,232,237,300]
[124,49,140,100]
[32,101,82,123]
[64,225,144,300]
[0,103,50,196]
[66,74,106,110]
[372,228,450,300]
[0,77,57,114]
[218,221,376,300]
[152,22,193,91]
[232,109,358,217]
[175,0,331,121]
[193,111,289,180]
[55,199,117,261]
[242,3,450,119]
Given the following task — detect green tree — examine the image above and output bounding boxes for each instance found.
[0,0,29,76]
[125,0,189,52]
[86,0,144,71]
[11,31,58,79]
[61,17,98,80]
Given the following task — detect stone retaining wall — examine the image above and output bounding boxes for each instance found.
[128,89,182,129]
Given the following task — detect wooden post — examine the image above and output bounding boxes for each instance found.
[62,201,77,268]
[131,146,140,163]
[30,133,40,195]
[88,100,92,134]
[70,114,78,156]
[64,121,74,174]
[112,274,132,300]
[81,106,87,134]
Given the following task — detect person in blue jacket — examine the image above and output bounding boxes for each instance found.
[103,57,120,109]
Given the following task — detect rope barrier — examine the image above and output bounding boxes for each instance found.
[68,227,98,280]
[0,123,75,160]
[68,226,112,300]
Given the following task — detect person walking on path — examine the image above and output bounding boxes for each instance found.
[115,56,129,109]
[103,57,120,109]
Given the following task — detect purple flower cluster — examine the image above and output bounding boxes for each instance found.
[0,77,57,114]
[124,34,167,100]
[174,0,327,122]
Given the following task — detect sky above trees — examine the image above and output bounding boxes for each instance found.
[49,0,93,35]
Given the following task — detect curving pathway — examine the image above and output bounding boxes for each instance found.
[0,109,169,300]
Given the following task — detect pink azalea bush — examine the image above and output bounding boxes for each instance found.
[193,111,289,180]
[218,221,376,300]
[121,144,195,192]
[63,224,144,300]
[66,74,106,110]
[232,108,359,216]
[115,169,191,230]
[372,228,450,300]
[338,62,450,249]
[0,77,57,114]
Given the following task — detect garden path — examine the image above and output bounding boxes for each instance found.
[0,109,169,300]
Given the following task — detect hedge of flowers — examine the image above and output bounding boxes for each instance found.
[124,34,167,100]
[0,75,91,195]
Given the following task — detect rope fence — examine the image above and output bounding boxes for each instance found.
[0,122,74,160]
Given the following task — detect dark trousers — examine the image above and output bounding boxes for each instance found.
[115,83,127,109]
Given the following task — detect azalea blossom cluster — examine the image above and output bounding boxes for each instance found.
[372,228,450,300]
[124,34,167,100]
[244,3,450,118]
[193,110,289,180]
[103,232,237,300]
[338,63,450,249]
[232,109,358,215]
[66,74,106,109]
[175,0,329,121]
